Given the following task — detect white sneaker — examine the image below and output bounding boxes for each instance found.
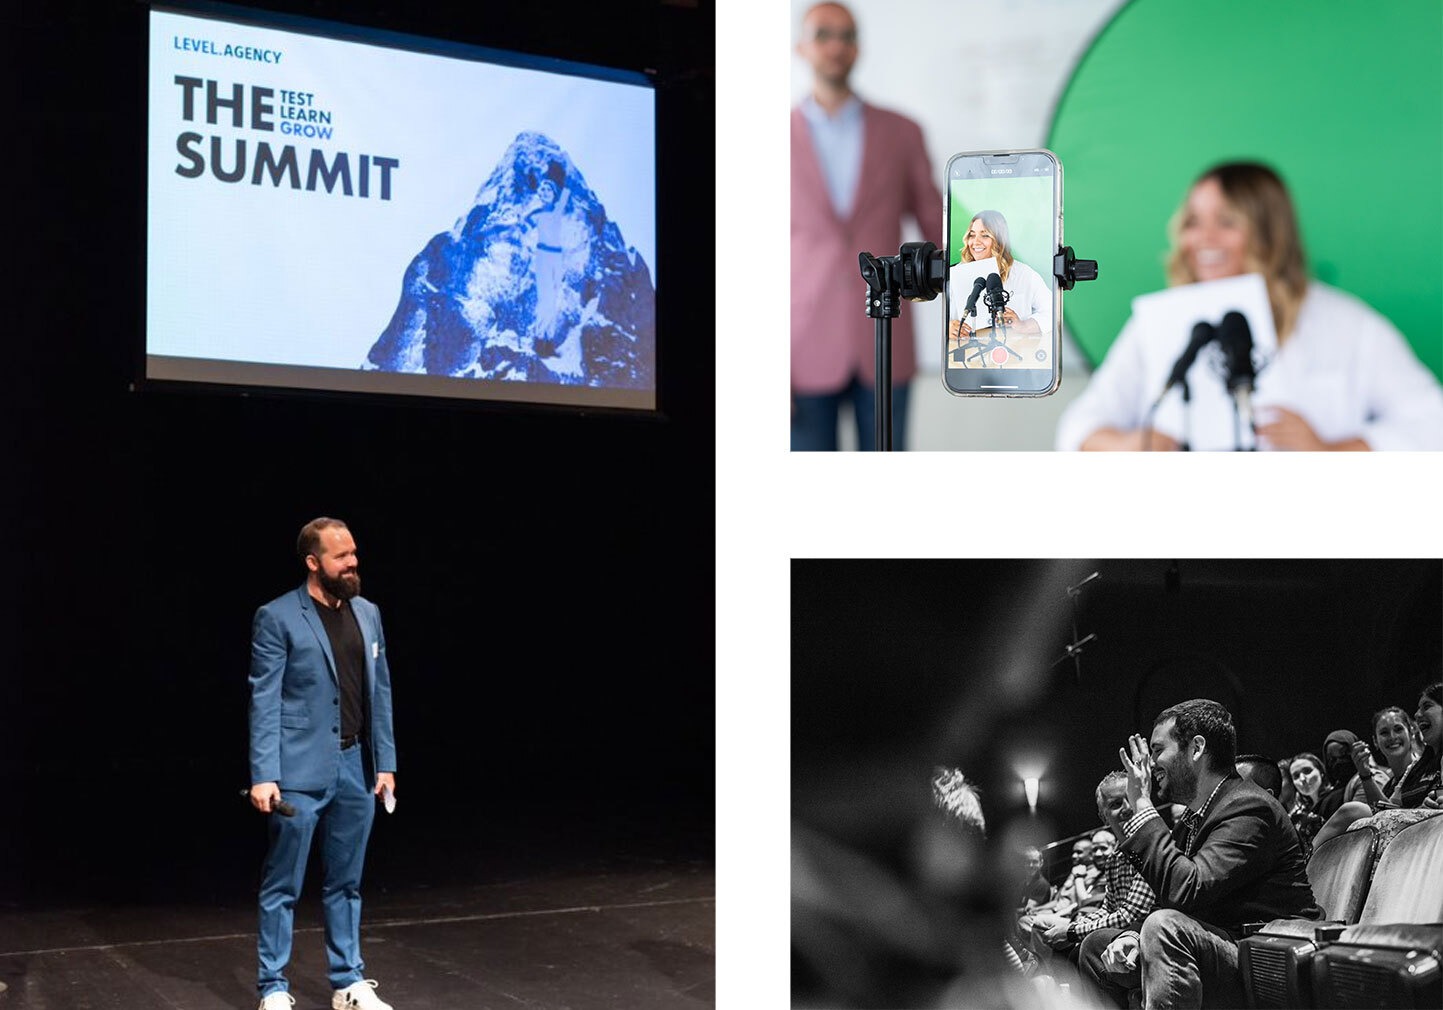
[332,978,394,1010]
[259,993,296,1010]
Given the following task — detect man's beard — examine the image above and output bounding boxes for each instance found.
[318,569,360,601]
[1156,758,1199,806]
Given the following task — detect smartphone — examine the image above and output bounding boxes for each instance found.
[942,149,1062,396]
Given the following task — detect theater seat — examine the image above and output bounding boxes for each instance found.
[1238,826,1376,1008]
[1308,813,1443,1009]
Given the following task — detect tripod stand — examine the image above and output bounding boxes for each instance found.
[859,243,1097,450]
[858,242,945,452]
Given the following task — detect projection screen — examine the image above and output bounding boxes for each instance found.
[146,2,657,411]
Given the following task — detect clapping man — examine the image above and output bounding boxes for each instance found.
[1106,700,1319,1009]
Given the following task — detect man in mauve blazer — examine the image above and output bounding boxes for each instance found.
[1103,699,1320,1010]
[791,2,942,450]
[248,518,399,1010]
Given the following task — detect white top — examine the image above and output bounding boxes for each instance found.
[950,258,1053,339]
[1054,282,1443,451]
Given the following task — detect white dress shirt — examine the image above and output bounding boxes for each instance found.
[1054,282,1443,451]
[950,259,1053,337]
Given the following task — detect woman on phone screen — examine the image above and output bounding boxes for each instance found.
[948,210,1052,345]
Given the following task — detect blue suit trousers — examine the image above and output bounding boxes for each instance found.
[258,744,375,996]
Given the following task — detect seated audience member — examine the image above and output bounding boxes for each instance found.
[1340,732,1394,805]
[1275,756,1297,812]
[1085,759,1277,1008]
[1312,705,1424,847]
[1107,699,1320,1010]
[1061,837,1102,910]
[1315,729,1368,818]
[1028,772,1156,1007]
[1287,751,1328,859]
[1319,683,1443,858]
[1404,682,1443,806]
[1080,830,1116,910]
[1235,753,1283,799]
[1362,691,1441,808]
[1357,707,1425,804]
[1024,837,1100,922]
[1017,846,1055,910]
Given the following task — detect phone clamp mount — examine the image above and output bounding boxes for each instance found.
[858,241,1098,451]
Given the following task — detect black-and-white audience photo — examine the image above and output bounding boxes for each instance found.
[791,559,1443,1010]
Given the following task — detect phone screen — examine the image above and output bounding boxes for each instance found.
[943,150,1062,396]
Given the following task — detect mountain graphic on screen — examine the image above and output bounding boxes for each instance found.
[364,132,653,389]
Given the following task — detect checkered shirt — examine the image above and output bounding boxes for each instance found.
[1066,849,1157,941]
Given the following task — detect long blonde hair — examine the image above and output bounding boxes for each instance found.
[1165,162,1309,341]
[960,210,1013,286]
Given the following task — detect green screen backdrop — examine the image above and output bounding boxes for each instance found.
[1047,0,1442,379]
[948,175,1055,277]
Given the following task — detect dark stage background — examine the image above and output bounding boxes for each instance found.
[3,0,714,910]
[792,559,1442,864]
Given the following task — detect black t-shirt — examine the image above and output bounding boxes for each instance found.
[314,596,366,740]
[1020,871,1052,906]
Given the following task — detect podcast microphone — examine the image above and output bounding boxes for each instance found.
[962,275,987,320]
[1144,319,1217,450]
[984,272,1008,312]
[1217,310,1256,448]
[1155,321,1217,405]
[1219,310,1255,393]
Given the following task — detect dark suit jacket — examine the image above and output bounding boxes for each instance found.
[1120,773,1321,940]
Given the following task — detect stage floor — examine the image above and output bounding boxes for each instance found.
[0,858,714,1009]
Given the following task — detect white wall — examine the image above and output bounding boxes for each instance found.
[724,13,1443,1009]
[788,0,1129,449]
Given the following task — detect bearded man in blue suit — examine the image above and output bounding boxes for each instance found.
[248,517,399,1010]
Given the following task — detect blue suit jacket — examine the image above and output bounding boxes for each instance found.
[249,582,398,791]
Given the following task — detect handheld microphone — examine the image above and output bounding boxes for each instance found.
[240,788,296,816]
[962,275,987,320]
